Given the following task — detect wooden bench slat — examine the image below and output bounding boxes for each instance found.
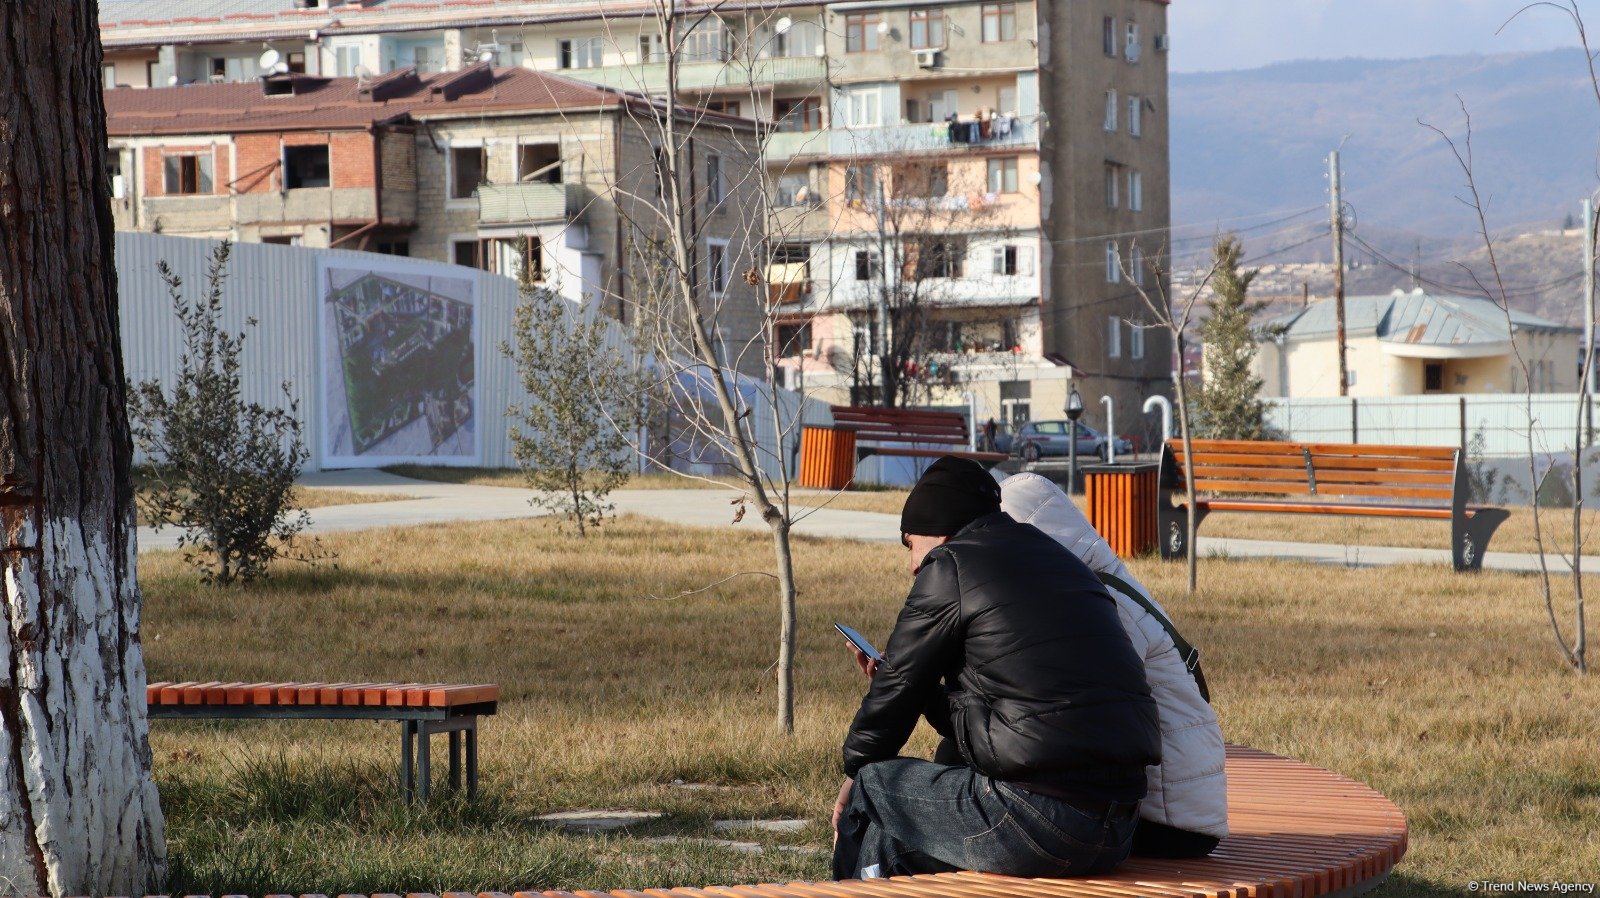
[1200,499,1453,520]
[1306,469,1454,486]
[426,684,501,707]
[1305,454,1456,472]
[1171,452,1310,469]
[1300,441,1458,459]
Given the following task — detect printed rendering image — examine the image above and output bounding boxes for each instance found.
[322,267,475,462]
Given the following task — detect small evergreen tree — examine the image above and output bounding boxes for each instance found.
[503,280,642,536]
[1194,235,1273,440]
[130,243,315,585]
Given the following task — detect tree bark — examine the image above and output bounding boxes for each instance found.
[0,3,168,893]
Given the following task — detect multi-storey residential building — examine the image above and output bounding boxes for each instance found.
[104,63,767,376]
[99,0,1171,437]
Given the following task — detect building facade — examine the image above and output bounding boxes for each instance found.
[100,0,1172,438]
[105,65,767,377]
[1253,290,1581,397]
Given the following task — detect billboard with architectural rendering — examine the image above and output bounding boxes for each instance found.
[319,261,477,467]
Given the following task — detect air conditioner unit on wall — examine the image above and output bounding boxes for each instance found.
[914,48,941,69]
[1154,34,1170,52]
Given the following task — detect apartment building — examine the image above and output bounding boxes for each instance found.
[104,63,767,376]
[100,0,1171,434]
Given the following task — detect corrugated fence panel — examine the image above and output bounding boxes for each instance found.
[116,233,823,475]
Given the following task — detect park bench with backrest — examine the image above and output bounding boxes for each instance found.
[830,406,1007,465]
[1159,437,1509,571]
[94,744,1405,898]
[146,680,497,802]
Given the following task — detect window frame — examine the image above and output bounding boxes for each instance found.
[1105,241,1122,284]
[987,156,1019,194]
[1130,320,1145,359]
[705,153,725,213]
[1125,21,1141,62]
[1107,315,1122,359]
[1128,169,1143,212]
[981,3,1017,42]
[1128,95,1142,136]
[909,8,945,50]
[854,249,880,281]
[1104,89,1118,131]
[1102,16,1117,56]
[163,152,214,195]
[1104,163,1120,209]
[707,238,730,296]
[845,13,881,53]
[774,96,823,132]
[283,144,332,190]
[448,144,487,201]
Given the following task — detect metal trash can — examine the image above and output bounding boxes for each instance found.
[799,426,857,490]
[1082,462,1160,558]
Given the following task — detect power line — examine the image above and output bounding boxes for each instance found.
[1347,231,1583,298]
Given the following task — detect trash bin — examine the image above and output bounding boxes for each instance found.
[799,427,857,490]
[1082,462,1160,557]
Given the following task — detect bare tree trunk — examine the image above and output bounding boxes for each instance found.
[0,3,168,892]
[771,520,798,729]
[1174,346,1199,594]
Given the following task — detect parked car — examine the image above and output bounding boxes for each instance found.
[1011,420,1133,463]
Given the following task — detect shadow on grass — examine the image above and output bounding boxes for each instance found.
[1372,872,1479,897]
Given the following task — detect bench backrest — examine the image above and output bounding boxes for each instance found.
[830,405,970,447]
[1164,438,1461,503]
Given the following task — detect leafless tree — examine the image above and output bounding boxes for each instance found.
[833,136,1018,408]
[1124,242,1224,594]
[0,2,167,890]
[1424,14,1589,671]
[576,0,855,732]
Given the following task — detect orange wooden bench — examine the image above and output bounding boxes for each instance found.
[99,745,1404,898]
[146,680,498,802]
[830,406,1007,465]
[1159,438,1509,571]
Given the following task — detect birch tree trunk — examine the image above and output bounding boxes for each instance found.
[0,3,168,893]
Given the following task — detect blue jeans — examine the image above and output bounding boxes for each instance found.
[833,758,1139,880]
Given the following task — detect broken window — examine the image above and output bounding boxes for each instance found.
[518,143,561,183]
[450,145,486,199]
[283,145,331,189]
[163,153,214,195]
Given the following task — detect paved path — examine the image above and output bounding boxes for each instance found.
[135,469,1600,575]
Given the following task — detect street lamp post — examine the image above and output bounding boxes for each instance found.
[1066,385,1084,494]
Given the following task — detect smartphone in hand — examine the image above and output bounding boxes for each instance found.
[834,623,882,661]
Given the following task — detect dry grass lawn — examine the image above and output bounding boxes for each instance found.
[140,516,1599,896]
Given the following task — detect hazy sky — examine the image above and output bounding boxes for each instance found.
[1168,0,1588,73]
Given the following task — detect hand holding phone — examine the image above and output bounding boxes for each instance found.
[835,623,882,679]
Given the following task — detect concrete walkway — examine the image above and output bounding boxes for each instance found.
[135,469,1600,575]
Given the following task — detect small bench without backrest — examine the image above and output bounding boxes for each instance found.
[146,680,498,802]
[1158,438,1508,571]
[830,406,1007,464]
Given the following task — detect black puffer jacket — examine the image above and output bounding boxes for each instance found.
[843,512,1161,802]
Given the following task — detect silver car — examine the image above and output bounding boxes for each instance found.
[1012,420,1133,463]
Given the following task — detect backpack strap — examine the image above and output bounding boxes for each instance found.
[1096,570,1211,703]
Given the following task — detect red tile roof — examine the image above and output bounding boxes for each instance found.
[104,64,634,136]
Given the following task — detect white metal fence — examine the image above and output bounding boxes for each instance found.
[1265,394,1600,458]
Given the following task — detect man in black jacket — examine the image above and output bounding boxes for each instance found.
[832,456,1161,880]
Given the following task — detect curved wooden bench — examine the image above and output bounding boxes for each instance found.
[114,746,1403,898]
[513,745,1404,898]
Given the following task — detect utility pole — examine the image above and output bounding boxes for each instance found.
[875,175,893,406]
[1586,197,1596,394]
[1330,150,1349,397]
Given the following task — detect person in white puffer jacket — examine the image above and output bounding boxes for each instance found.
[1000,472,1229,857]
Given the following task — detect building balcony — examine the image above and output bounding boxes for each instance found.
[233,188,382,225]
[829,118,1036,156]
[563,55,829,95]
[765,129,829,161]
[477,182,586,226]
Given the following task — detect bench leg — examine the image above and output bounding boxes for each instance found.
[1453,507,1510,572]
[466,720,478,800]
[418,723,431,803]
[400,720,415,805]
[449,729,462,793]
[1158,499,1207,562]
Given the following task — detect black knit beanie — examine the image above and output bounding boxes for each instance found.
[900,455,1003,537]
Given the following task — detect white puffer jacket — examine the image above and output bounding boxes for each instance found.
[1001,473,1229,838]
